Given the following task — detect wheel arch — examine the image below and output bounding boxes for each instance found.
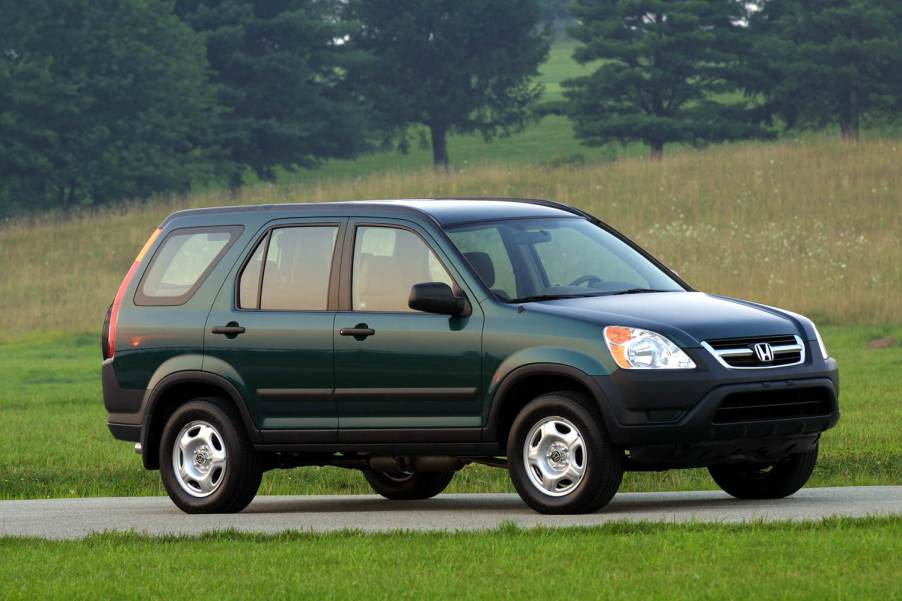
[140,371,260,469]
[484,363,615,449]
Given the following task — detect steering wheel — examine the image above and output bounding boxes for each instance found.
[569,274,604,288]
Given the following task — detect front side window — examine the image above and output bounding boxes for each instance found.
[239,226,338,311]
[447,217,684,302]
[448,227,517,299]
[352,226,453,312]
[138,226,241,305]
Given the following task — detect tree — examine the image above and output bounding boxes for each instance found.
[563,0,769,160]
[539,0,573,30]
[345,0,550,170]
[0,0,215,214]
[748,0,902,142]
[175,0,372,189]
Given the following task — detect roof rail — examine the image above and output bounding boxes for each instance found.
[430,196,599,223]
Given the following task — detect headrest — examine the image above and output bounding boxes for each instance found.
[464,251,495,288]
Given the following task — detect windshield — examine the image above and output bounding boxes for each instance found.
[447,217,684,302]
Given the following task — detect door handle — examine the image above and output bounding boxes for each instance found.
[339,324,375,340]
[211,323,246,337]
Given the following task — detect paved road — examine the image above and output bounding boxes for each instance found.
[1,486,899,540]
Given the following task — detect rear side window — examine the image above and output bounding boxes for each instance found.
[136,226,242,306]
[239,225,338,311]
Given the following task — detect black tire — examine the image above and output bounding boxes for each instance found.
[363,468,455,500]
[708,444,819,500]
[159,397,262,514]
[507,391,624,514]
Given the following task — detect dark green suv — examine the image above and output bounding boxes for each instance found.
[102,198,839,514]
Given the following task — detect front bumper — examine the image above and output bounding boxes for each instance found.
[591,347,839,465]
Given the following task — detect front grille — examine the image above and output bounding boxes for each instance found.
[713,388,833,423]
[703,334,804,369]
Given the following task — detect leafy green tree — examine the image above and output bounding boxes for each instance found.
[539,0,573,30]
[748,0,902,142]
[563,0,768,159]
[175,0,372,188]
[345,0,550,170]
[0,0,215,214]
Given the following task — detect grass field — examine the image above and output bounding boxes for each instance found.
[0,324,898,500]
[1,137,899,337]
[1,518,900,600]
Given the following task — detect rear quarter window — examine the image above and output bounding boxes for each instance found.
[136,226,242,306]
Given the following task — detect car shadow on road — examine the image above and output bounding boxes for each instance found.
[239,492,754,515]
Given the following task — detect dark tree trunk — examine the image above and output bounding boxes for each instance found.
[64,179,77,209]
[430,124,450,172]
[840,88,860,143]
[650,141,664,161]
[229,170,243,199]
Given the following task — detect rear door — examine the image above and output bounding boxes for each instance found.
[333,219,484,441]
[204,218,346,441]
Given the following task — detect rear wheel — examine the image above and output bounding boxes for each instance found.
[363,468,455,500]
[160,398,262,513]
[507,391,623,514]
[708,444,819,499]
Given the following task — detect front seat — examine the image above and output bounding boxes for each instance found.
[463,251,510,300]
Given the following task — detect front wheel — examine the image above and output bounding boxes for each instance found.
[363,468,455,500]
[159,398,262,514]
[507,391,624,514]
[708,444,819,500]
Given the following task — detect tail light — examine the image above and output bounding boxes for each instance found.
[103,228,161,360]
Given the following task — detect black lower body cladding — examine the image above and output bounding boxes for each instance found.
[595,376,838,445]
[101,358,144,416]
[626,433,821,469]
[588,358,839,470]
[103,358,145,442]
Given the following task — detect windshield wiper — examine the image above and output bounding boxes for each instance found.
[508,293,596,303]
[509,289,672,303]
[605,288,671,296]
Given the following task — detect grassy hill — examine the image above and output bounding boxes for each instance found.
[271,36,899,184]
[1,136,898,338]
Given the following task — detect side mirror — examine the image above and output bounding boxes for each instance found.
[408,282,470,316]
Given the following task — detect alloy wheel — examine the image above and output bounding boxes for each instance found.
[171,420,227,498]
[522,416,586,497]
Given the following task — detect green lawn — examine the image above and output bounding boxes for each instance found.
[0,325,898,500]
[1,518,899,600]
[539,38,596,103]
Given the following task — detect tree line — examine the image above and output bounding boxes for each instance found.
[1,0,900,216]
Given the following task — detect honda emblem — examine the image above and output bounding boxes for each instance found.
[753,342,774,362]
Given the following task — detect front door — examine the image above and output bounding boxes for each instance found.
[333,220,484,441]
[204,219,345,441]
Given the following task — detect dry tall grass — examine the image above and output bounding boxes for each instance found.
[1,137,899,336]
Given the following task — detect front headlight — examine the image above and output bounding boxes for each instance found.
[604,326,696,370]
[812,324,829,360]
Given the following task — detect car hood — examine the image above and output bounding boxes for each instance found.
[522,291,803,347]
